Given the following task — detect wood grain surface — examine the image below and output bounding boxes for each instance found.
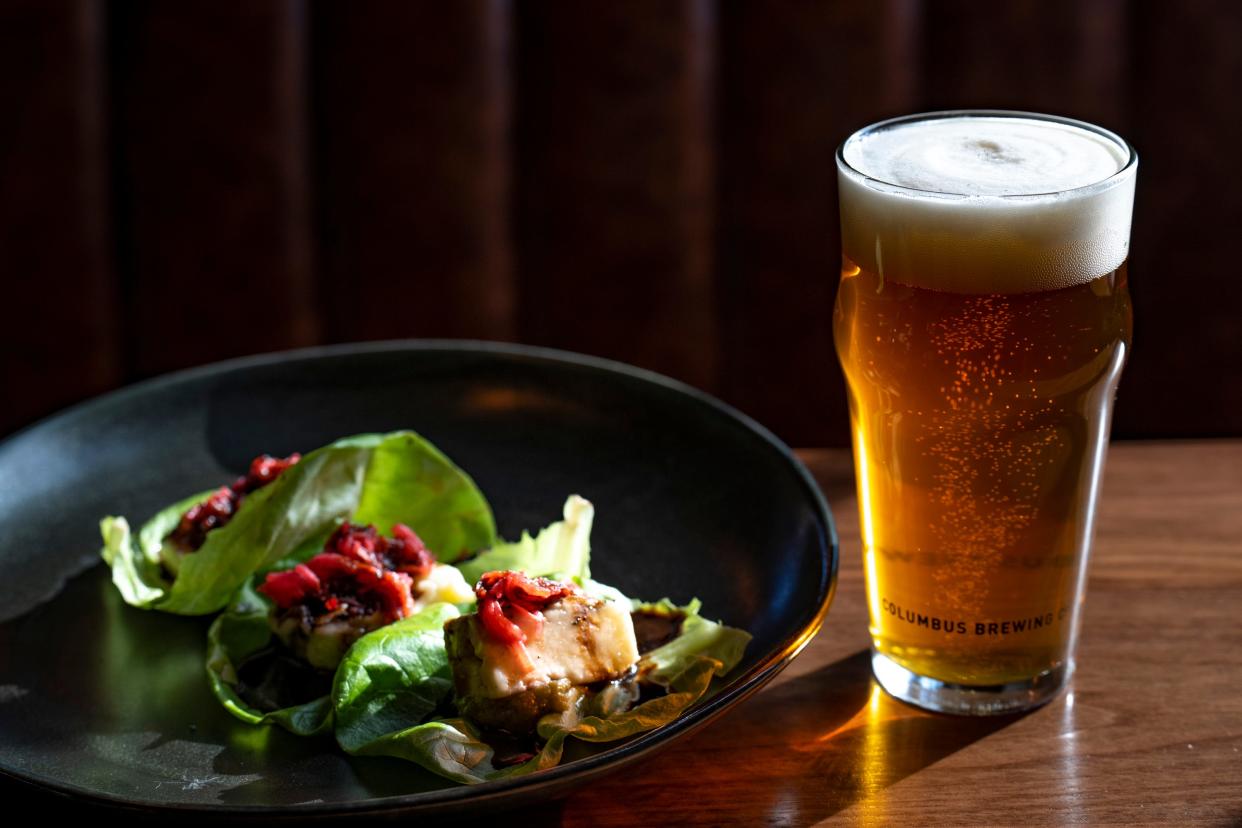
[553,441,1242,826]
[3,441,1238,824]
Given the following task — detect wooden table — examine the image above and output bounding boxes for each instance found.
[6,441,1239,824]
[555,441,1242,826]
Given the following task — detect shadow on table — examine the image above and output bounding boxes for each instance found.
[559,649,1028,826]
[788,651,1029,822]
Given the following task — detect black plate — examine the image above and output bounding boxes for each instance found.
[0,341,837,816]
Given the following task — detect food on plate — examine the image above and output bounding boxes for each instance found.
[163,453,301,571]
[445,571,640,733]
[99,430,495,615]
[258,523,471,670]
[320,555,750,783]
[102,429,750,784]
[208,493,750,783]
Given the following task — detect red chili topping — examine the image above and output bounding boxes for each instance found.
[234,453,302,495]
[475,571,576,646]
[327,522,435,579]
[258,552,415,623]
[170,486,236,551]
[389,524,435,576]
[258,562,321,608]
[257,522,437,624]
[169,453,301,552]
[328,523,380,563]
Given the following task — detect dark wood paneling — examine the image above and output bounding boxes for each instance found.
[921,0,1129,125]
[0,0,116,435]
[717,0,920,447]
[513,0,717,391]
[311,0,514,343]
[110,0,316,377]
[1,3,1239,444]
[1122,0,1242,437]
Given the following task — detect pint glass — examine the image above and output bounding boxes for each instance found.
[833,111,1136,714]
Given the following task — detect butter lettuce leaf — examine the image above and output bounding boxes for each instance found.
[208,585,460,738]
[205,580,334,736]
[634,597,752,684]
[456,495,593,585]
[342,654,720,784]
[99,430,497,615]
[334,596,749,784]
[100,490,207,607]
[198,470,747,785]
[332,603,460,752]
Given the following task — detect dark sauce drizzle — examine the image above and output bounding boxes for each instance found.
[631,607,686,654]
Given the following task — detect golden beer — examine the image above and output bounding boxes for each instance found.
[834,112,1136,713]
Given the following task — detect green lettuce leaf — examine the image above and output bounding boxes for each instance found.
[456,495,593,585]
[205,580,334,736]
[343,654,719,784]
[635,597,752,684]
[100,490,208,606]
[335,596,750,784]
[199,474,749,784]
[527,655,721,769]
[100,430,497,615]
[209,587,460,737]
[332,603,460,752]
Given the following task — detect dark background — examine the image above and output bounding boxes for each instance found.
[2,0,1240,447]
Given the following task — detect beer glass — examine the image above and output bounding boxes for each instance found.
[834,111,1136,714]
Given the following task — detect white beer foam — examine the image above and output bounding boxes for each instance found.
[839,114,1135,294]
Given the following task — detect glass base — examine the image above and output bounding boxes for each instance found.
[871,650,1071,715]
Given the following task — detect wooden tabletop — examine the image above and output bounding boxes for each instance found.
[555,441,1242,826]
[6,440,1239,824]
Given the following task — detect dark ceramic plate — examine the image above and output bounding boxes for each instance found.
[0,341,837,817]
